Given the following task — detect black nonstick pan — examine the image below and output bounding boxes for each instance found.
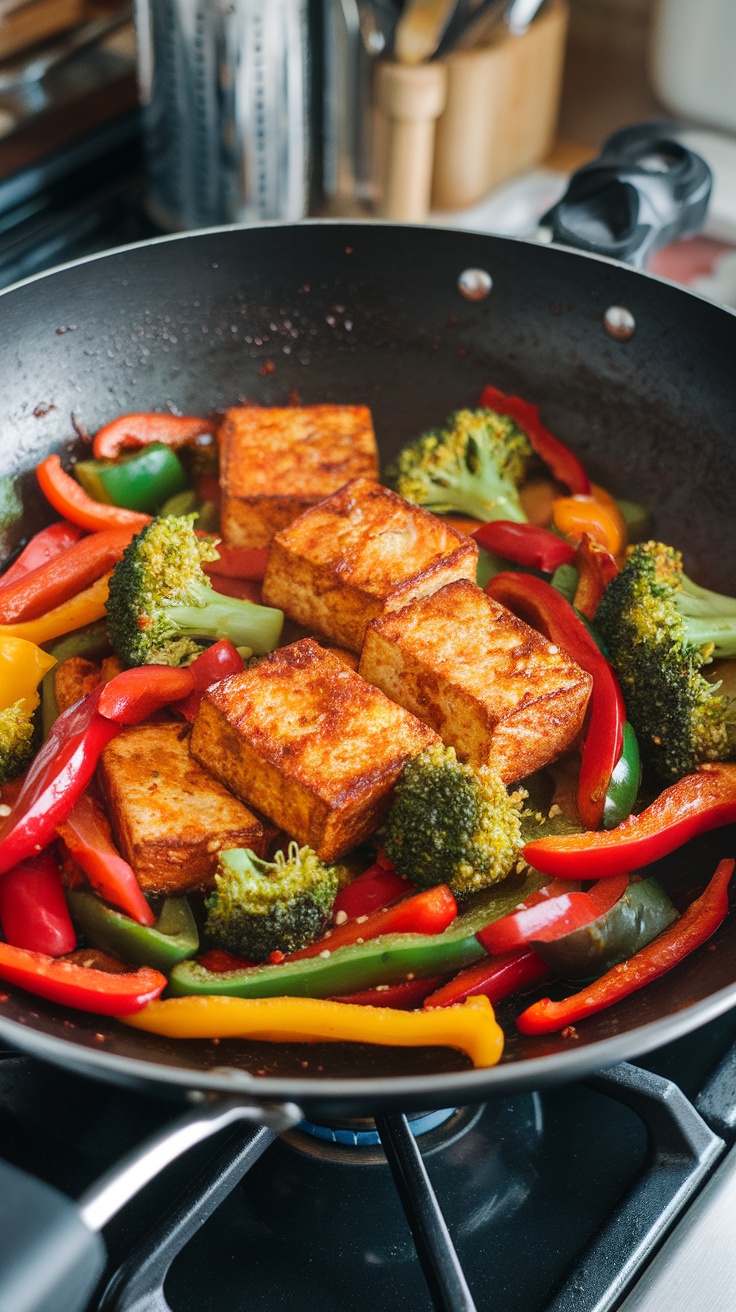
[0,124,735,1310]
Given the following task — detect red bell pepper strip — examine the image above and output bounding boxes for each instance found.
[476,875,630,955]
[196,949,256,972]
[174,639,245,722]
[57,792,154,926]
[0,852,76,956]
[487,571,624,830]
[523,763,736,880]
[329,976,448,1009]
[0,522,83,590]
[472,521,575,573]
[0,527,136,624]
[0,688,120,877]
[516,858,734,1034]
[277,885,458,962]
[205,574,263,604]
[98,665,195,725]
[0,941,166,1014]
[424,948,550,1008]
[332,859,412,922]
[573,533,619,621]
[36,455,151,533]
[480,385,591,495]
[204,545,269,581]
[92,413,216,460]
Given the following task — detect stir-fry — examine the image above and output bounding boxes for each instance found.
[1,391,734,1070]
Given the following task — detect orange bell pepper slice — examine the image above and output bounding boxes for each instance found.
[0,574,110,644]
[37,455,151,533]
[553,484,628,560]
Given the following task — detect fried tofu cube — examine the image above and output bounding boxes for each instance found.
[261,478,478,653]
[189,638,438,861]
[98,721,268,895]
[359,579,592,783]
[220,405,379,550]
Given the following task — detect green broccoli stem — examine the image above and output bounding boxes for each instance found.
[163,585,283,656]
[682,616,736,660]
[448,487,527,523]
[678,577,736,619]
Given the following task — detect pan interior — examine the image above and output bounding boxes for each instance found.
[1,221,736,1109]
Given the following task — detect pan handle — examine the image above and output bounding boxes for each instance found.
[0,1097,301,1312]
[540,123,712,269]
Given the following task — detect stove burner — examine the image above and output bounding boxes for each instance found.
[297,1106,459,1146]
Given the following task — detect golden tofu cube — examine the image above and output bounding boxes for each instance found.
[98,721,268,895]
[189,638,438,861]
[359,579,593,784]
[220,405,379,550]
[261,478,478,653]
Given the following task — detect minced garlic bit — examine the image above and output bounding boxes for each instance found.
[548,803,562,818]
[356,914,369,924]
[319,949,331,959]
[334,909,348,926]
[0,804,11,817]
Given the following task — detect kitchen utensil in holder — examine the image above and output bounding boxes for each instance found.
[134,0,310,230]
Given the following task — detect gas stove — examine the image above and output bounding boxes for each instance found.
[2,1009,736,1312]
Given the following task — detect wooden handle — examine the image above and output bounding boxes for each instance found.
[375,61,447,222]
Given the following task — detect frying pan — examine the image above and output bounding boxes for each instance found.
[0,122,735,1306]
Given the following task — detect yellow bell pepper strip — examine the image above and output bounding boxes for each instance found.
[516,858,734,1035]
[0,637,56,710]
[122,993,505,1068]
[553,485,628,560]
[0,574,110,645]
[0,527,134,625]
[36,455,151,533]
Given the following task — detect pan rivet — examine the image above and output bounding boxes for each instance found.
[458,268,492,301]
[604,305,636,341]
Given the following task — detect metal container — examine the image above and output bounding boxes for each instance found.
[135,0,310,230]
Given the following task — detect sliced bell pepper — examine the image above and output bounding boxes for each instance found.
[279,884,457,962]
[98,664,195,724]
[332,858,411,922]
[476,875,629,956]
[532,877,677,981]
[57,791,153,926]
[553,486,627,560]
[517,858,734,1034]
[170,872,548,999]
[0,527,134,624]
[573,533,619,621]
[423,947,550,1008]
[602,721,641,831]
[36,456,151,533]
[0,637,56,713]
[205,544,270,581]
[196,949,255,972]
[479,384,590,495]
[0,522,82,590]
[174,638,245,722]
[0,689,120,877]
[92,413,216,460]
[0,940,166,1014]
[487,571,625,830]
[68,889,198,970]
[40,621,111,737]
[329,976,448,1008]
[0,851,76,956]
[0,574,110,645]
[472,521,575,573]
[75,444,188,515]
[206,575,263,603]
[122,992,505,1068]
[523,762,736,880]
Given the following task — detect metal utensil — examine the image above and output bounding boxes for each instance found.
[0,2,132,93]
[440,0,545,53]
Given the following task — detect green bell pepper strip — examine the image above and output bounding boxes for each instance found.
[603,721,641,830]
[531,877,678,980]
[41,620,111,737]
[74,444,188,514]
[169,873,547,999]
[68,889,199,970]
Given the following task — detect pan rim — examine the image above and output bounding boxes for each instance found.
[1,217,735,326]
[0,977,735,1106]
[2,218,736,1104]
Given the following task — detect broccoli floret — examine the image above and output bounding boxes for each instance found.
[383,742,525,897]
[0,699,35,785]
[596,541,736,784]
[106,514,284,667]
[205,842,342,961]
[387,408,534,523]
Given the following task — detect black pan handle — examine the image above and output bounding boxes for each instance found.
[541,123,712,268]
[0,1097,301,1312]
